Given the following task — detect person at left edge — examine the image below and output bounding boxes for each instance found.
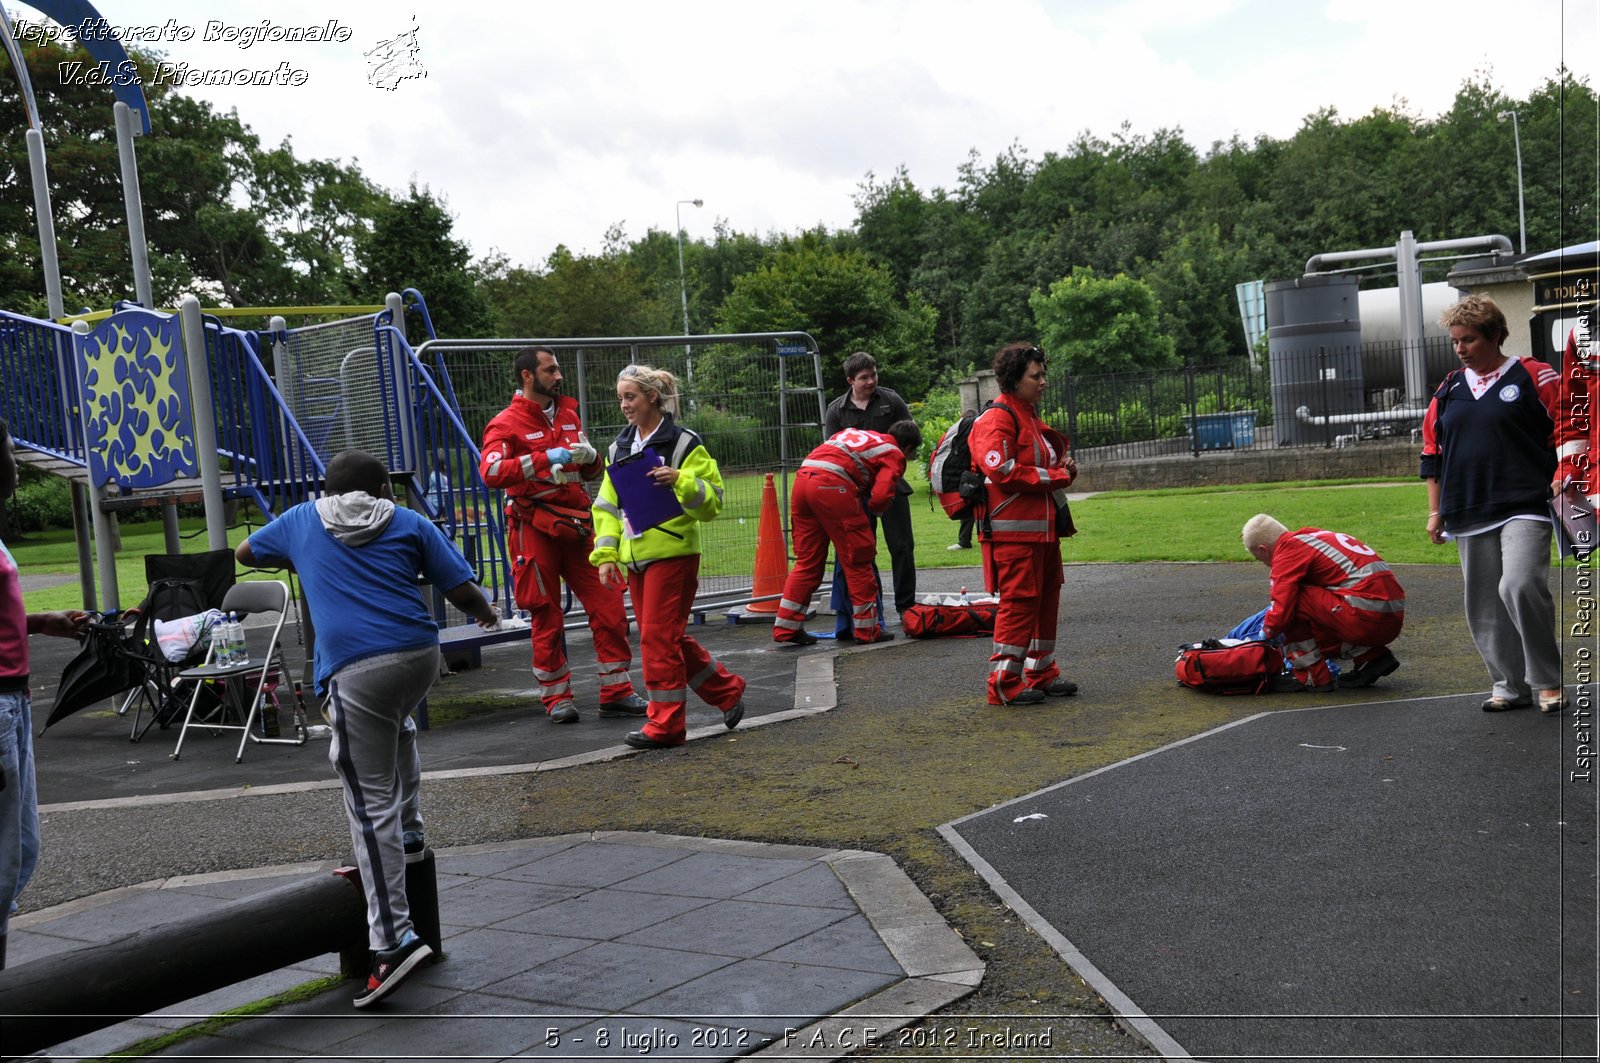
[590,364,747,750]
[773,421,922,647]
[0,418,89,970]
[479,346,647,725]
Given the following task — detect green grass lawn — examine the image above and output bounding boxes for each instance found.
[11,521,276,614]
[9,477,1467,613]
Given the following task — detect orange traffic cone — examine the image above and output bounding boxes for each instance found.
[741,472,787,615]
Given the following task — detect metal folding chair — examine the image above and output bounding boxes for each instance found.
[170,580,307,762]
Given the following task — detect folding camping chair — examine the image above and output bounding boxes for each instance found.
[117,549,236,742]
[170,580,307,763]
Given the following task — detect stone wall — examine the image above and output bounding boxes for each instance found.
[1070,439,1419,493]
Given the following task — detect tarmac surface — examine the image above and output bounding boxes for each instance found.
[8,560,1600,1060]
[945,692,1598,1061]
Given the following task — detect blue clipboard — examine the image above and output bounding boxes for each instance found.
[609,447,684,534]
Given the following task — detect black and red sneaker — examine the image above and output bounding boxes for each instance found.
[353,932,433,1008]
[1337,650,1400,689]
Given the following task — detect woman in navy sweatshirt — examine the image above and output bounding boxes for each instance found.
[1420,294,1568,714]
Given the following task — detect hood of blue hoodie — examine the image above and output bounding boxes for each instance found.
[314,491,395,546]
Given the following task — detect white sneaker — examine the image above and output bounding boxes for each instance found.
[947,543,971,551]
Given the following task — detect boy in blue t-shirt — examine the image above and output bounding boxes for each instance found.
[239,449,497,1008]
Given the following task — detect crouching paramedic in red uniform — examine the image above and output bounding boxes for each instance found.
[479,346,646,725]
[970,343,1079,706]
[1243,514,1405,692]
[773,421,922,647]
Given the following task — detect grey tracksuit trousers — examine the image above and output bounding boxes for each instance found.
[327,646,436,950]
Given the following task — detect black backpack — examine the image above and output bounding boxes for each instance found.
[144,577,208,623]
[928,402,1018,520]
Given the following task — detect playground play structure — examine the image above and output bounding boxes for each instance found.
[3,0,832,636]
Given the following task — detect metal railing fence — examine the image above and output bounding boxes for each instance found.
[0,311,80,462]
[1049,337,1458,459]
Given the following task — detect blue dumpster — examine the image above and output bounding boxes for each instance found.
[1229,410,1257,447]
[1187,411,1258,450]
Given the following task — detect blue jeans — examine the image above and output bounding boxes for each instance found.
[0,689,40,937]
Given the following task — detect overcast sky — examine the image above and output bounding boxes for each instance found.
[12,0,1597,266]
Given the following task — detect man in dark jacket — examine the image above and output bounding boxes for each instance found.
[822,353,917,629]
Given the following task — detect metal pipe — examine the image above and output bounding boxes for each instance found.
[27,129,63,320]
[1295,404,1427,426]
[1497,110,1528,254]
[675,197,703,385]
[179,296,228,551]
[72,321,120,609]
[114,101,153,308]
[0,870,368,1055]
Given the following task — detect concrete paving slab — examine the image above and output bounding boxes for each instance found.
[7,832,979,1062]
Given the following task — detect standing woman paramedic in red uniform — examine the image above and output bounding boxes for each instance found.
[590,365,747,750]
[969,343,1079,706]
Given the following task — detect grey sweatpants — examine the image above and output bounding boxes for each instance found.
[1457,519,1563,700]
[327,645,436,951]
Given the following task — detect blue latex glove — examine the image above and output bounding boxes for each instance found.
[545,447,572,466]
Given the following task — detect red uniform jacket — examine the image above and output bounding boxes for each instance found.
[479,393,601,514]
[1262,528,1405,640]
[968,393,1073,542]
[800,428,906,515]
[1555,329,1598,496]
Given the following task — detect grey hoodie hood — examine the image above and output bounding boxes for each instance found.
[314,491,395,546]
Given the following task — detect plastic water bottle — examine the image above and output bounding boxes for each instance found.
[227,612,247,666]
[958,586,970,605]
[210,617,228,666]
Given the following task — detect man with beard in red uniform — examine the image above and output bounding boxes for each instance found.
[970,343,1079,706]
[772,420,922,647]
[480,347,646,724]
[1242,514,1406,692]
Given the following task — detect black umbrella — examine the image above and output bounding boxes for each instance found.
[40,617,140,732]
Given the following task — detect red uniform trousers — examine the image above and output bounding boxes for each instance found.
[508,517,637,713]
[983,540,1064,705]
[629,555,747,744]
[1278,585,1404,687]
[773,471,883,644]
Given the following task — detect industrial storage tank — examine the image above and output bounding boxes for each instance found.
[1356,281,1458,395]
[1267,275,1365,446]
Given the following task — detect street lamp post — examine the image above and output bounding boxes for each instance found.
[1496,110,1527,254]
[675,198,703,379]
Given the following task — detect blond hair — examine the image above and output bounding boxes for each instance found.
[617,364,680,416]
[1242,513,1288,555]
[1439,293,1509,346]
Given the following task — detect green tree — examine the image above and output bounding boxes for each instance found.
[481,226,672,339]
[0,37,399,313]
[854,166,928,296]
[1143,224,1254,363]
[360,183,493,340]
[714,232,936,395]
[1030,266,1176,375]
